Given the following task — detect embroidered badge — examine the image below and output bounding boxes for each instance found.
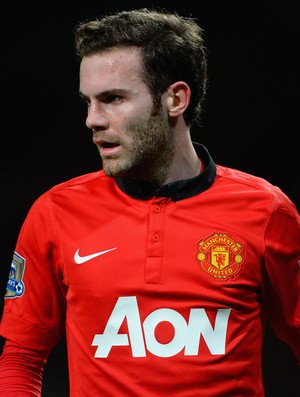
[196,233,244,280]
[5,251,26,298]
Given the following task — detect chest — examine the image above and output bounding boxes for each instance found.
[56,195,265,309]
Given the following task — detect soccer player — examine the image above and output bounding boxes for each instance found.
[0,8,299,396]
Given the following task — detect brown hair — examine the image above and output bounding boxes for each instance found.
[74,8,207,126]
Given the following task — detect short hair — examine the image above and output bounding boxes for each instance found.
[74,8,207,126]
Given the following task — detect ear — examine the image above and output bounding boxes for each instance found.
[165,81,191,117]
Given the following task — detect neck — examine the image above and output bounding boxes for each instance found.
[164,139,201,184]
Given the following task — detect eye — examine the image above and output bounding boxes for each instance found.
[104,94,123,104]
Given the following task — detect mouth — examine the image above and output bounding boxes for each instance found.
[98,140,121,157]
[100,141,117,148]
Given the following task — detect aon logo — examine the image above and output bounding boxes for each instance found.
[92,296,231,358]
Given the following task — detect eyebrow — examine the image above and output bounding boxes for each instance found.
[78,88,132,100]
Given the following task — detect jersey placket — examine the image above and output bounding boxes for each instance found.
[145,197,169,284]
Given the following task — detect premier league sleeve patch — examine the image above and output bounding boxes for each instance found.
[4,251,26,298]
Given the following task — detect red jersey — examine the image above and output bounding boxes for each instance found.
[1,144,299,396]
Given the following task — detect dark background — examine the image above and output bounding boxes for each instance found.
[0,1,299,396]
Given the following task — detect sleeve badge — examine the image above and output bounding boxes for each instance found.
[4,251,26,298]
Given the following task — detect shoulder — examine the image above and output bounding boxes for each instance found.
[48,170,108,192]
[29,170,112,210]
[215,165,298,215]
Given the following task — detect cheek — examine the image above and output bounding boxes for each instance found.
[108,104,139,128]
[120,106,152,136]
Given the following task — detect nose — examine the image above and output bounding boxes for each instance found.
[85,102,109,131]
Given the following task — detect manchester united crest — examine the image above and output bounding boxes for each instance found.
[196,233,244,280]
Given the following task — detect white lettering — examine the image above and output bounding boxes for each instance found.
[185,308,231,355]
[144,309,186,357]
[92,296,146,357]
[92,296,231,358]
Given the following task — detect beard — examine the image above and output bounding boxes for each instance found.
[101,103,175,185]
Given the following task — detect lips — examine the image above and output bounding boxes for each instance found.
[98,140,121,157]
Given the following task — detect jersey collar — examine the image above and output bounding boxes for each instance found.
[115,143,216,201]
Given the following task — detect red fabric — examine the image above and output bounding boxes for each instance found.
[0,340,46,396]
[0,156,299,396]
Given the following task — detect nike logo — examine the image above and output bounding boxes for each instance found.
[74,247,117,264]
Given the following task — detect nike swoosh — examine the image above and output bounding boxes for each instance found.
[74,247,117,264]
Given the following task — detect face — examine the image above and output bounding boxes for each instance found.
[79,47,175,184]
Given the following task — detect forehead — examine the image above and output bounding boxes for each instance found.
[79,47,145,93]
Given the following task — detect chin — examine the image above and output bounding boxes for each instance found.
[103,167,128,178]
[102,160,134,178]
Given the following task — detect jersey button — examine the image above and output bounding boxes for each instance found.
[154,205,161,213]
[153,233,160,242]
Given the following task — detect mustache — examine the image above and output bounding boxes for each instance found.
[92,131,122,146]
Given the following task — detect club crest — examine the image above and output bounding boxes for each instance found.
[196,233,244,280]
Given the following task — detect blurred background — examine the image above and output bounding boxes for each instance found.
[0,1,299,396]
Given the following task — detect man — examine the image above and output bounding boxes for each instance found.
[0,8,299,396]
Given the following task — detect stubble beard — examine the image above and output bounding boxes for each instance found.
[102,105,175,185]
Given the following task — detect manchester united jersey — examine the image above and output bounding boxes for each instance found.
[1,144,299,396]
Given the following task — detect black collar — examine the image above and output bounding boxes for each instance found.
[115,143,216,201]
